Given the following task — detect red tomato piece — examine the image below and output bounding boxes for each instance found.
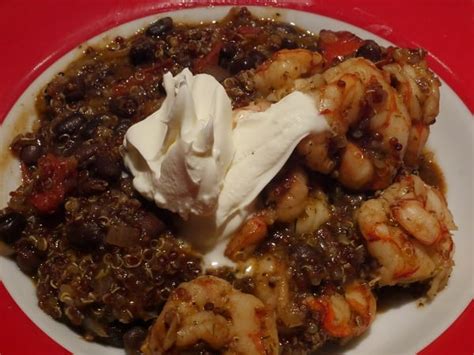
[29,154,77,214]
[319,30,363,64]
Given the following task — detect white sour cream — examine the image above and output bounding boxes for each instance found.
[123,69,329,266]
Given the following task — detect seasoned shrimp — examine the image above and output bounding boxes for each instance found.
[357,174,456,298]
[142,276,279,355]
[384,49,440,125]
[295,188,330,235]
[266,166,310,223]
[253,50,413,190]
[240,255,305,329]
[383,49,441,165]
[225,213,272,261]
[310,57,411,190]
[225,167,309,261]
[304,280,376,340]
[253,49,324,101]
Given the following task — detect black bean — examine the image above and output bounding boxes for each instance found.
[219,43,238,69]
[123,326,147,355]
[356,40,383,62]
[105,323,126,347]
[229,50,266,74]
[129,38,156,66]
[58,139,79,157]
[54,114,85,136]
[94,154,122,181]
[20,144,42,165]
[115,119,132,134]
[146,17,173,37]
[75,144,97,164]
[64,77,85,103]
[229,58,250,74]
[281,37,298,49]
[219,43,237,60]
[67,221,103,249]
[229,57,253,74]
[0,212,26,244]
[80,117,102,139]
[140,213,165,237]
[110,96,138,118]
[16,245,44,276]
[248,50,266,66]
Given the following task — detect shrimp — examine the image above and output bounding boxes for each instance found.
[382,48,441,166]
[384,49,440,125]
[304,280,376,340]
[309,57,411,190]
[357,174,456,299]
[225,166,309,261]
[225,214,271,261]
[295,188,330,235]
[266,166,309,223]
[253,49,324,101]
[142,276,279,355]
[240,255,306,329]
[252,49,413,190]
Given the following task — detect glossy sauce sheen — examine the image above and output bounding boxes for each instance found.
[418,151,446,196]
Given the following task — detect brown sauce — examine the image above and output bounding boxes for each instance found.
[418,149,447,196]
[0,111,32,171]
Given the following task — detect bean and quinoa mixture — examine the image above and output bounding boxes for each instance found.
[0,7,447,354]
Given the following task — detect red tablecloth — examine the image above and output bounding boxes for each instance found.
[0,1,472,354]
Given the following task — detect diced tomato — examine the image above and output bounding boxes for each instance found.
[29,154,77,214]
[112,59,173,96]
[237,25,262,36]
[319,30,363,64]
[193,40,224,73]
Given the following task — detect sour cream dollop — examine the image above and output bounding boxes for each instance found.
[123,68,329,257]
[123,69,234,219]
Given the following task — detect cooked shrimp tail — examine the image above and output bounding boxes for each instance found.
[142,276,279,354]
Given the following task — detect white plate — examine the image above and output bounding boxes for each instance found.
[0,6,473,355]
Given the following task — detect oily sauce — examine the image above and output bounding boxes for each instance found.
[417,150,447,196]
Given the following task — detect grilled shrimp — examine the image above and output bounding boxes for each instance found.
[382,49,441,166]
[225,213,272,261]
[225,166,309,261]
[304,57,411,190]
[266,166,310,223]
[253,50,413,190]
[253,49,324,101]
[295,188,330,235]
[240,255,305,329]
[304,280,376,340]
[142,276,279,355]
[357,174,456,299]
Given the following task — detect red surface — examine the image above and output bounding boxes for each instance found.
[0,1,472,355]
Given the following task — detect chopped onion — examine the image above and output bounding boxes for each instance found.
[105,225,140,247]
[83,317,108,338]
